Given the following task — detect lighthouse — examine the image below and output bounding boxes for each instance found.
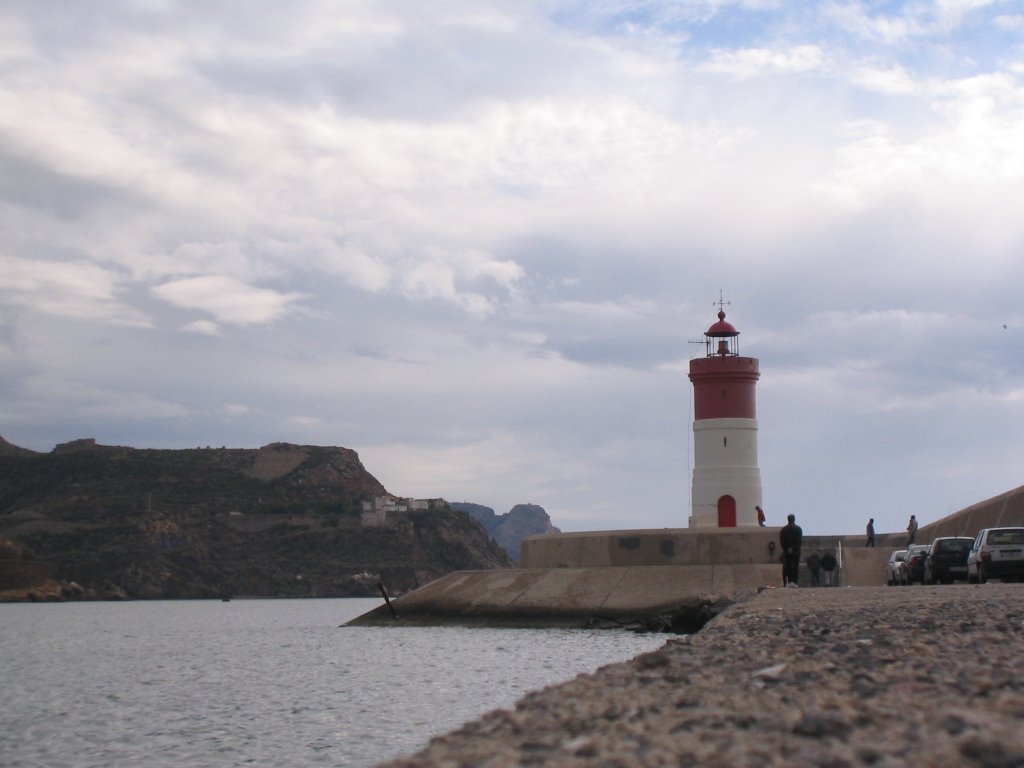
[688,304,763,528]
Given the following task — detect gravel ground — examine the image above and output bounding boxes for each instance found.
[380,584,1024,767]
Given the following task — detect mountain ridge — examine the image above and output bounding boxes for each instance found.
[0,436,513,600]
[452,502,561,563]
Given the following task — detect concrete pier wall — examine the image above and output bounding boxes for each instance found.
[519,483,1024,586]
[521,527,831,568]
[914,483,1024,542]
[520,527,893,586]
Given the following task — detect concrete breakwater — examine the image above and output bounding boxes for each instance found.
[345,565,780,630]
[380,584,1024,767]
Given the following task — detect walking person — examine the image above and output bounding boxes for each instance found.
[906,514,918,547]
[779,514,803,586]
[756,505,766,527]
[865,518,875,547]
[821,550,838,587]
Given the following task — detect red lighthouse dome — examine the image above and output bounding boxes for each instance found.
[705,310,738,337]
[689,310,759,420]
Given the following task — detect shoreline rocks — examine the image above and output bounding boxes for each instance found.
[380,584,1024,767]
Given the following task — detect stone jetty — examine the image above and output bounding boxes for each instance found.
[347,565,778,630]
[380,584,1024,767]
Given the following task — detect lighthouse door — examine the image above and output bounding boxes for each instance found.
[717,495,737,528]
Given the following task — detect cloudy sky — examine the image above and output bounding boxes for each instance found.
[2,1,1022,536]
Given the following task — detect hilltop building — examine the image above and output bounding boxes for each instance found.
[360,495,435,527]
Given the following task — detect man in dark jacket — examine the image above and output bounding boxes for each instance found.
[806,551,822,586]
[780,514,803,586]
[821,550,838,586]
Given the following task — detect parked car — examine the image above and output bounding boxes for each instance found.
[967,527,1024,583]
[886,549,908,586]
[903,544,931,585]
[924,537,974,584]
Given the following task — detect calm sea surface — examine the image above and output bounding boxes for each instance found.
[1,598,666,767]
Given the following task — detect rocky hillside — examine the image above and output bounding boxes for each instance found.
[0,437,512,600]
[452,502,561,563]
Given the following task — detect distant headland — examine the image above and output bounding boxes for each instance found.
[0,436,555,602]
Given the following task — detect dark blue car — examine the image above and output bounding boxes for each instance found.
[924,537,973,584]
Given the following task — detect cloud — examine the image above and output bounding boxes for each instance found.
[817,71,1024,215]
[313,242,393,292]
[462,250,525,291]
[701,45,825,77]
[181,319,220,336]
[822,2,924,44]
[849,65,918,94]
[994,14,1024,31]
[0,255,149,325]
[162,242,275,282]
[935,0,998,31]
[152,275,306,325]
[395,248,524,317]
[398,259,495,317]
[4,377,190,424]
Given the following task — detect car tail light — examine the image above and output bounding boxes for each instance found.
[981,550,992,562]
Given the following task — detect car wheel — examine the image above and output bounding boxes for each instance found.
[978,565,987,584]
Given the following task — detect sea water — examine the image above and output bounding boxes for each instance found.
[0,599,666,767]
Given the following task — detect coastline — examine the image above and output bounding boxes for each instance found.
[380,584,1024,767]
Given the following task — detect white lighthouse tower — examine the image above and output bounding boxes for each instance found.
[688,303,764,528]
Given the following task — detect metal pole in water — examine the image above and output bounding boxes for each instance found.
[377,580,398,620]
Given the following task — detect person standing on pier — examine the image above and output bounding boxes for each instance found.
[756,506,766,527]
[806,551,822,586]
[780,514,803,586]
[821,550,838,586]
[866,518,875,547]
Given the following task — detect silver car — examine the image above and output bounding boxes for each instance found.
[967,528,1024,583]
[886,549,908,586]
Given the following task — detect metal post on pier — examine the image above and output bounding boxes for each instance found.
[377,580,399,620]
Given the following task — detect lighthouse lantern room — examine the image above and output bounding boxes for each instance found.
[688,303,764,528]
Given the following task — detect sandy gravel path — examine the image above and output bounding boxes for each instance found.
[381,584,1024,767]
